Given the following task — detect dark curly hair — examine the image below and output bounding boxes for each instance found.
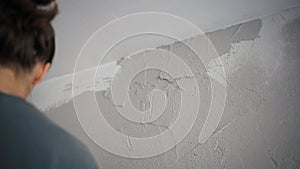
[0,0,58,73]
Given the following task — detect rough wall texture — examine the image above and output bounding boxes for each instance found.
[43,7,300,169]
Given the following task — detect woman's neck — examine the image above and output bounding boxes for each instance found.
[0,68,31,99]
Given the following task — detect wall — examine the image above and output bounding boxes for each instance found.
[29,6,300,169]
[46,0,300,79]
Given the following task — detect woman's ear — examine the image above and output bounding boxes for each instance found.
[33,62,51,85]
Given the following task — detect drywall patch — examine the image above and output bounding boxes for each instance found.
[206,19,262,56]
[205,24,240,56]
[231,19,262,43]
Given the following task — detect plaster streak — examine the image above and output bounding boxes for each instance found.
[27,61,118,111]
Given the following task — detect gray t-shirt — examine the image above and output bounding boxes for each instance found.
[0,92,99,169]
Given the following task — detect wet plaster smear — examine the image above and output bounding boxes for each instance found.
[28,7,300,169]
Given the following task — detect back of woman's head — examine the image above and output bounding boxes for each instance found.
[0,0,58,73]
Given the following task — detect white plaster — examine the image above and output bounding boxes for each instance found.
[27,61,118,111]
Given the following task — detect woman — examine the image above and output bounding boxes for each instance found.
[0,0,98,168]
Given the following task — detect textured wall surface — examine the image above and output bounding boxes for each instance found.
[31,6,300,169]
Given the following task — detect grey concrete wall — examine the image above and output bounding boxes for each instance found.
[39,7,300,169]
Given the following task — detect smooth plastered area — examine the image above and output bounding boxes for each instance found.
[28,5,300,169]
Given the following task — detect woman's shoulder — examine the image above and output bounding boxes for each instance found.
[0,92,99,169]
